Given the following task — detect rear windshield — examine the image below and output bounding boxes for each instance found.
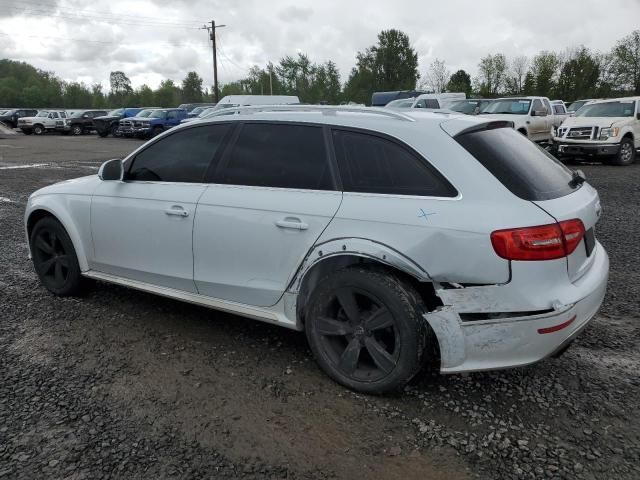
[455,127,578,201]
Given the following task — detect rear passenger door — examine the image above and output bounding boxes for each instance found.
[193,122,342,307]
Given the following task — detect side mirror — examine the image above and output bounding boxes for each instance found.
[533,109,548,117]
[98,158,123,181]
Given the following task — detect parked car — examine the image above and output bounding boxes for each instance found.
[384,93,466,110]
[445,99,492,115]
[178,102,217,113]
[180,107,217,124]
[132,108,188,138]
[18,110,67,135]
[0,109,39,128]
[61,110,108,135]
[24,105,608,394]
[550,100,569,128]
[118,109,158,137]
[566,99,596,115]
[94,108,144,137]
[554,97,640,165]
[198,96,302,120]
[478,96,556,143]
[371,90,425,107]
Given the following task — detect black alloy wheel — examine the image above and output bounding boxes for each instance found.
[30,217,84,296]
[71,125,83,135]
[305,268,430,394]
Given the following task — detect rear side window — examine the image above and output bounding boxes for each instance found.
[455,127,577,201]
[127,124,231,182]
[217,123,333,190]
[332,130,457,197]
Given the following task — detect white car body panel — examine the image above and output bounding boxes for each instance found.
[24,107,609,375]
[90,181,206,293]
[193,185,342,306]
[478,96,555,142]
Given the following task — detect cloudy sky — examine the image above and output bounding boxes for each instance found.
[1,0,639,91]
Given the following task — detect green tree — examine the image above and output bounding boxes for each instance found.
[137,84,155,107]
[522,71,536,95]
[554,47,600,101]
[181,71,203,103]
[530,51,560,96]
[90,83,106,108]
[63,82,93,108]
[154,79,180,107]
[447,70,472,96]
[476,53,507,97]
[109,71,132,106]
[611,30,640,94]
[344,29,419,104]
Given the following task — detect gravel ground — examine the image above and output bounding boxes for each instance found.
[0,134,638,480]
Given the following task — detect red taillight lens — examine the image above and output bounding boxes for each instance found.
[491,219,585,261]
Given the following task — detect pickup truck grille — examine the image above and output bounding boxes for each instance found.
[567,127,596,140]
[120,120,132,127]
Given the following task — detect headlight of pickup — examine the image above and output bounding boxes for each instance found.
[599,127,619,140]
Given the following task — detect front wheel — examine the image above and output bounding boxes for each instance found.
[151,126,163,138]
[33,124,45,135]
[30,217,85,296]
[305,267,431,394]
[71,125,83,136]
[110,124,120,137]
[610,138,636,166]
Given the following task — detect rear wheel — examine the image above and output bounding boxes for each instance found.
[610,138,636,166]
[30,217,84,296]
[305,267,431,394]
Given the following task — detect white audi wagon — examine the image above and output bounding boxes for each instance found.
[25,106,609,393]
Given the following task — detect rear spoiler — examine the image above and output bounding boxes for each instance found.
[454,121,515,137]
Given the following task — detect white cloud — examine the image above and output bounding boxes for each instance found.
[0,0,638,90]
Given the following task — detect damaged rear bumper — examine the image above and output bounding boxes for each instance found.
[425,242,609,373]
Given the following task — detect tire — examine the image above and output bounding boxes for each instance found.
[30,217,84,296]
[33,124,45,135]
[151,126,163,138]
[305,267,431,394]
[610,137,636,166]
[110,124,120,137]
[71,125,83,136]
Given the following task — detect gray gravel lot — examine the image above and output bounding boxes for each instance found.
[0,134,638,479]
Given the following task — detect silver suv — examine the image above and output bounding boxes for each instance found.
[25,106,609,393]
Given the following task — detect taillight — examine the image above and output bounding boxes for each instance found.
[491,219,585,261]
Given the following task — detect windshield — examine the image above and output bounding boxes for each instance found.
[449,100,482,114]
[197,108,215,117]
[149,110,168,119]
[70,111,87,118]
[568,100,589,112]
[575,101,636,117]
[36,111,50,117]
[108,108,124,116]
[190,107,204,115]
[135,109,155,118]
[385,99,415,108]
[480,99,531,115]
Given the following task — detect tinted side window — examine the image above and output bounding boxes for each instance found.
[127,124,231,182]
[332,130,457,197]
[217,123,332,190]
[425,99,440,108]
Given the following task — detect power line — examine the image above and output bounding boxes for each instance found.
[0,32,210,48]
[0,5,203,29]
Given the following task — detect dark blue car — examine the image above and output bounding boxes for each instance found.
[135,109,188,138]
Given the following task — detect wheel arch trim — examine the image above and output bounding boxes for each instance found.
[288,237,432,295]
[25,201,90,271]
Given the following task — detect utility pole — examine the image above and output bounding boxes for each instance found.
[202,20,225,102]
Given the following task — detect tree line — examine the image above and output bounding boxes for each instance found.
[1,29,639,108]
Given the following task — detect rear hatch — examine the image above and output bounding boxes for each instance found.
[533,184,600,281]
[451,122,600,281]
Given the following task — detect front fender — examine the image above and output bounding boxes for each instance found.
[25,195,92,271]
[288,237,432,293]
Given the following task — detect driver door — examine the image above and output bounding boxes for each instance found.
[89,124,232,292]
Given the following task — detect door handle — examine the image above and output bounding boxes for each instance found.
[165,205,189,217]
[275,217,308,230]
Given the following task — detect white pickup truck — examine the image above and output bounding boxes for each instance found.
[478,96,557,143]
[18,110,68,135]
[554,97,640,166]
